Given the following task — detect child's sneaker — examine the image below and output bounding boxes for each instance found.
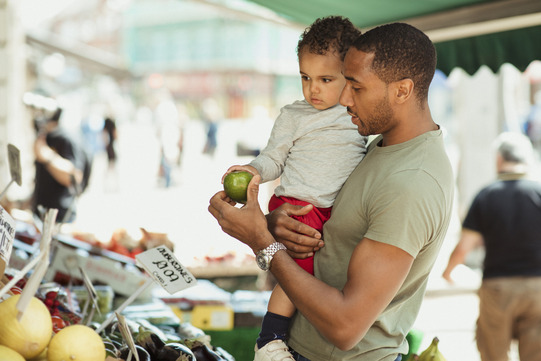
[254,340,295,361]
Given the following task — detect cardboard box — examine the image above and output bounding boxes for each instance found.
[191,304,234,331]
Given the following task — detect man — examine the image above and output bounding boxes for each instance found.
[209,22,454,360]
[443,132,541,361]
[33,107,87,223]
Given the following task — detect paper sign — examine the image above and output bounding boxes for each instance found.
[0,206,15,265]
[135,246,196,294]
[7,144,22,186]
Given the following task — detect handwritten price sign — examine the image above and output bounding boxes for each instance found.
[0,206,16,266]
[135,246,196,294]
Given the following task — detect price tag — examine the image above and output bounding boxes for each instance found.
[0,206,16,266]
[7,144,22,186]
[135,246,196,294]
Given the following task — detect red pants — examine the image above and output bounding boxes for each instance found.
[268,195,332,275]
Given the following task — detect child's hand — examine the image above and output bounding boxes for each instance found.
[221,164,259,183]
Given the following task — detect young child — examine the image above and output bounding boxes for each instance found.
[222,16,367,360]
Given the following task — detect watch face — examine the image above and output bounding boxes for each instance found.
[256,252,270,271]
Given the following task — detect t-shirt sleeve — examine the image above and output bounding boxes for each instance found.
[462,193,483,232]
[363,169,448,257]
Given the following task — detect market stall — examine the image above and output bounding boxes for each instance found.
[0,140,268,361]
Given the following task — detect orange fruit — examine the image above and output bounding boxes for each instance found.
[223,171,253,204]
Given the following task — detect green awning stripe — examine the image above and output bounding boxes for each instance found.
[435,25,541,75]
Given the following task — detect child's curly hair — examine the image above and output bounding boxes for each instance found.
[297,16,362,61]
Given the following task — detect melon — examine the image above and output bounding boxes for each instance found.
[47,324,106,361]
[0,345,25,361]
[0,294,52,359]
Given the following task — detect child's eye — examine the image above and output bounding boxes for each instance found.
[322,78,332,83]
[301,75,310,81]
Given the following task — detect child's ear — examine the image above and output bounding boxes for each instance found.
[394,79,414,104]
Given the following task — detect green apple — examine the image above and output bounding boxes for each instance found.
[223,171,253,204]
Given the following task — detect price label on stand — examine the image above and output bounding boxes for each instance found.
[135,246,197,294]
[7,144,22,187]
[0,206,16,269]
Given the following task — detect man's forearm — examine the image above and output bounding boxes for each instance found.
[269,251,365,350]
[42,154,83,188]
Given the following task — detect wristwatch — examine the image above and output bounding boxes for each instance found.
[255,242,286,271]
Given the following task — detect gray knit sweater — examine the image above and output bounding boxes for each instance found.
[250,100,367,208]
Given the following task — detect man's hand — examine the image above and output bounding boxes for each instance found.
[208,175,274,253]
[267,203,324,259]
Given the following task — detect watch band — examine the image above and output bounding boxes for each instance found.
[261,242,286,257]
[256,242,286,271]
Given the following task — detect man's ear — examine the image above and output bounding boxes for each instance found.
[394,79,414,104]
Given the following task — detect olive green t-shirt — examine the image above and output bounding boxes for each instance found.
[288,130,454,361]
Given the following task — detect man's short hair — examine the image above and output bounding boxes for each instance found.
[494,132,534,165]
[351,22,436,102]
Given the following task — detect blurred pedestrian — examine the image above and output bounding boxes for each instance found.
[443,131,541,361]
[103,116,117,168]
[526,91,541,154]
[154,92,181,187]
[33,107,90,223]
[102,116,119,192]
[201,98,221,157]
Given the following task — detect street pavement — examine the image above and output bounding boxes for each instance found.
[73,119,519,361]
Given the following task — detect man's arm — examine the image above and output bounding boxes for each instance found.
[34,136,83,188]
[270,235,413,350]
[209,176,413,350]
[442,228,484,284]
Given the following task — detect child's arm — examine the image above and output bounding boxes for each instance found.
[221,164,260,184]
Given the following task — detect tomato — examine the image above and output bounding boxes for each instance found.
[51,315,67,333]
[9,286,22,295]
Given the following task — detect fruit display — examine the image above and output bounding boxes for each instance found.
[0,270,236,361]
[223,171,253,204]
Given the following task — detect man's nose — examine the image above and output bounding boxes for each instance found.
[339,85,351,107]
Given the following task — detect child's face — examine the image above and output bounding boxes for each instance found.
[299,50,346,110]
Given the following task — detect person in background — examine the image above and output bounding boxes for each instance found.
[201,97,222,157]
[443,131,541,361]
[222,16,367,361]
[33,107,87,223]
[209,22,454,361]
[103,116,117,169]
